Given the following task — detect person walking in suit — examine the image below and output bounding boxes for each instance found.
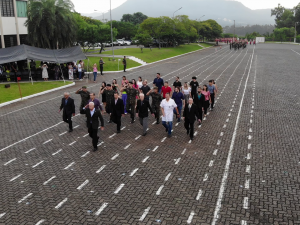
[110,92,125,133]
[136,93,154,136]
[59,92,75,132]
[182,98,201,141]
[85,102,104,151]
[194,87,205,125]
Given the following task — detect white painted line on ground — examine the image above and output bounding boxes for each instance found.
[59,131,67,136]
[246,165,251,173]
[69,141,76,146]
[209,160,214,167]
[96,165,106,173]
[156,185,164,195]
[248,144,251,149]
[175,122,179,126]
[247,153,251,160]
[217,140,221,145]
[0,121,64,153]
[188,140,192,144]
[142,156,150,163]
[194,131,198,136]
[64,162,75,170]
[35,220,46,225]
[43,176,56,185]
[97,141,104,146]
[135,135,141,140]
[212,49,255,225]
[228,113,231,117]
[139,207,151,221]
[181,148,186,154]
[196,189,203,200]
[226,118,229,122]
[175,158,181,165]
[32,160,44,168]
[245,179,250,189]
[187,211,195,224]
[114,183,125,194]
[109,133,116,138]
[213,149,218,155]
[52,149,62,156]
[0,213,6,219]
[121,126,126,130]
[130,168,139,177]
[77,180,89,190]
[18,193,33,203]
[241,220,247,225]
[55,198,68,209]
[43,139,52,144]
[124,144,131,149]
[25,148,36,154]
[4,158,17,166]
[152,121,157,125]
[243,197,249,209]
[250,119,253,123]
[164,173,172,181]
[161,137,166,142]
[248,135,252,140]
[203,173,209,181]
[95,202,108,216]
[249,128,252,132]
[223,124,227,128]
[152,146,159,152]
[220,132,224,136]
[81,151,90,158]
[198,124,202,128]
[74,125,79,129]
[10,174,22,182]
[111,154,119,160]
[83,133,89,137]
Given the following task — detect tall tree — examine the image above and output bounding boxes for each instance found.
[26,0,77,49]
[112,21,138,39]
[121,12,148,25]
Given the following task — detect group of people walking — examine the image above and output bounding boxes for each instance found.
[59,74,218,151]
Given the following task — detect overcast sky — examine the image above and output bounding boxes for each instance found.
[72,0,299,14]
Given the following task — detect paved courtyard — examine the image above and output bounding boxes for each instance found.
[0,43,300,225]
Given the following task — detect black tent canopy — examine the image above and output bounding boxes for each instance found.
[0,44,86,65]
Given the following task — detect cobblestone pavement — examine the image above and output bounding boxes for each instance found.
[0,44,300,225]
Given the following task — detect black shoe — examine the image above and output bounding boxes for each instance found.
[69,129,73,132]
[211,108,214,111]
[165,127,168,132]
[117,130,121,133]
[156,121,160,124]
[142,132,147,136]
[168,134,172,138]
[93,147,98,152]
[108,120,112,123]
[97,136,100,143]
[130,120,135,124]
[190,137,194,141]
[198,122,202,126]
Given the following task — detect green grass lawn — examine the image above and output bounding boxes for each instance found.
[96,43,212,63]
[83,57,141,71]
[0,81,73,104]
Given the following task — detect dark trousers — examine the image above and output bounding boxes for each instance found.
[191,91,197,100]
[115,116,121,131]
[124,65,126,72]
[126,103,135,119]
[197,106,203,121]
[204,100,209,115]
[63,112,72,129]
[184,119,194,138]
[100,66,103,75]
[210,93,215,109]
[88,126,98,148]
[152,104,160,121]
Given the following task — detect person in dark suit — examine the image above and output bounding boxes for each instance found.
[110,92,125,133]
[194,87,205,125]
[85,102,104,151]
[182,98,201,141]
[136,93,154,136]
[59,92,75,132]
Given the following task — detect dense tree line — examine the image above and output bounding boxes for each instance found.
[222,24,275,36]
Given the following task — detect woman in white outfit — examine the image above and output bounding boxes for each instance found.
[42,64,48,81]
[182,82,191,103]
[68,63,73,80]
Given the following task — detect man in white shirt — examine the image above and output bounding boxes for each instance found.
[160,92,180,137]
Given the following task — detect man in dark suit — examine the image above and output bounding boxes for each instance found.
[59,92,75,132]
[182,98,201,141]
[110,92,124,133]
[136,93,154,136]
[85,102,104,151]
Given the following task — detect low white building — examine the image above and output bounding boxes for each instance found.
[0,0,28,48]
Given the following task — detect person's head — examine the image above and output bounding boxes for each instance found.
[79,60,82,63]
[90,93,96,100]
[114,92,119,99]
[100,58,103,60]
[212,79,216,84]
[140,93,145,101]
[64,92,70,99]
[132,79,136,85]
[164,81,168,87]
[93,63,97,67]
[128,81,133,88]
[203,85,208,91]
[122,76,126,80]
[198,87,202,93]
[175,87,179,92]
[102,82,106,87]
[153,87,158,93]
[176,76,179,81]
[184,82,188,88]
[138,76,142,82]
[89,102,95,110]
[107,84,112,90]
[157,73,161,78]
[82,86,87,91]
[143,80,148,86]
[112,79,117,84]
[209,80,213,85]
[188,98,193,105]
[192,76,197,81]
[124,56,126,59]
[165,92,170,100]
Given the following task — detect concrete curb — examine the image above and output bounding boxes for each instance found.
[86,45,213,74]
[0,82,75,108]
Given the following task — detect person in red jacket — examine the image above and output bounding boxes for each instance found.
[161,81,172,99]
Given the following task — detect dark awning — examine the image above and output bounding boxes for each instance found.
[0,44,86,64]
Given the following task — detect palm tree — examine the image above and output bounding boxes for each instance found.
[25,0,77,49]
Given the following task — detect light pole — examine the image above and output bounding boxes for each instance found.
[173,7,182,19]
[234,20,235,41]
[198,15,205,21]
[294,22,299,43]
[110,0,115,60]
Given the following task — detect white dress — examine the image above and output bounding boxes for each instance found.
[137,81,143,89]
[68,65,73,80]
[42,66,48,78]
